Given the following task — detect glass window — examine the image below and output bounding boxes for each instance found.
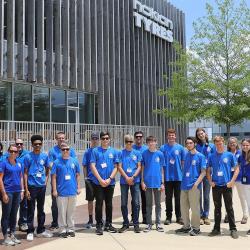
[68,91,78,107]
[34,86,50,122]
[14,84,32,121]
[0,82,12,120]
[51,89,66,123]
[79,93,94,124]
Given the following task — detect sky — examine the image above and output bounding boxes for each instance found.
[168,0,249,46]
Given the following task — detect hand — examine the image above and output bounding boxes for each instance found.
[52,190,58,197]
[20,191,24,201]
[209,182,215,187]
[26,190,31,200]
[141,182,147,191]
[192,183,198,190]
[126,177,134,186]
[160,183,165,192]
[2,193,9,204]
[227,181,234,188]
[77,188,81,195]
[99,179,107,187]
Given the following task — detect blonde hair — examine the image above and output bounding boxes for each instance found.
[213,136,224,143]
[124,134,134,142]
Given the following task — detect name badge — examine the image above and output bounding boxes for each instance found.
[65,175,71,180]
[101,163,107,168]
[127,168,132,173]
[186,172,190,177]
[217,171,223,177]
[231,167,234,172]
[36,173,42,178]
[170,159,175,165]
[242,177,247,183]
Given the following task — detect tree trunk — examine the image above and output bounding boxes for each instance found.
[226,123,231,139]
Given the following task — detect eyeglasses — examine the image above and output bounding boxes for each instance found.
[9,150,18,153]
[125,141,133,143]
[61,148,70,151]
[135,136,142,139]
[16,143,23,146]
[101,137,109,141]
[33,143,42,146]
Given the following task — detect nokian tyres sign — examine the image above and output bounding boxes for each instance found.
[133,0,173,42]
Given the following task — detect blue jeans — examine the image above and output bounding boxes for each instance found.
[120,183,140,226]
[18,197,27,225]
[27,186,46,234]
[200,176,211,218]
[1,192,21,236]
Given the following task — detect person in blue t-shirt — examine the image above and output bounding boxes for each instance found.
[175,137,206,236]
[0,142,4,162]
[24,135,52,242]
[0,144,24,246]
[48,131,77,230]
[206,136,239,239]
[132,131,148,224]
[142,136,165,233]
[118,134,142,233]
[82,132,99,229]
[14,138,30,232]
[160,128,185,225]
[90,131,119,235]
[239,138,250,235]
[225,137,248,224]
[51,143,81,238]
[195,128,215,226]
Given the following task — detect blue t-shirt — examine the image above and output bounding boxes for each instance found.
[90,146,120,185]
[229,150,241,181]
[160,143,185,181]
[239,155,250,185]
[196,142,215,162]
[0,158,22,192]
[16,149,30,174]
[0,154,5,162]
[132,144,148,154]
[49,145,76,162]
[82,147,95,181]
[181,151,206,190]
[208,151,237,186]
[51,157,80,197]
[142,149,165,188]
[119,149,142,185]
[24,152,50,187]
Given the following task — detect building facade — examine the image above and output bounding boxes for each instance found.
[0,0,187,142]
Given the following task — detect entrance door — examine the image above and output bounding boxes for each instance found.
[67,108,79,145]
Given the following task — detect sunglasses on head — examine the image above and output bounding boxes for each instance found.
[61,148,70,151]
[9,150,18,153]
[101,137,109,141]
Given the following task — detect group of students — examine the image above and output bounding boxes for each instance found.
[0,128,250,246]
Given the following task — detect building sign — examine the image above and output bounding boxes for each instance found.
[133,0,173,42]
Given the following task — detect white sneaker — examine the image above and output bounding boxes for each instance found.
[2,236,15,246]
[27,233,34,241]
[10,234,21,244]
[36,230,53,238]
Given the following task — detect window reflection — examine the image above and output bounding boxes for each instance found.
[34,87,50,122]
[51,89,66,123]
[68,91,78,107]
[79,93,94,124]
[0,82,12,120]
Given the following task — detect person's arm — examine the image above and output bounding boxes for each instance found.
[24,167,31,199]
[133,162,142,179]
[0,172,9,203]
[227,165,239,188]
[206,166,215,187]
[106,165,118,185]
[192,169,206,190]
[52,174,57,197]
[76,173,81,194]
[117,163,130,182]
[83,165,88,179]
[141,164,147,191]
[90,163,106,187]
[160,165,165,191]
[20,172,24,200]
[45,166,50,186]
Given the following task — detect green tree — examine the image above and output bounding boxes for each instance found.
[156,0,250,136]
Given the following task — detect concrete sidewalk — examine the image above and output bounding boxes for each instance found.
[1,185,250,250]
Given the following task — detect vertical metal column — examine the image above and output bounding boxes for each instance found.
[0,0,4,78]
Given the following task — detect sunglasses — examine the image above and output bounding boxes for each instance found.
[9,150,18,153]
[125,141,133,143]
[61,148,70,151]
[16,143,23,146]
[101,137,109,141]
[135,136,143,139]
[33,143,42,146]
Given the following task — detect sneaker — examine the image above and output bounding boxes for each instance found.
[27,233,34,241]
[176,217,184,225]
[96,226,103,235]
[129,218,134,226]
[156,224,164,232]
[208,229,221,237]
[143,224,152,233]
[2,236,15,246]
[118,225,129,233]
[175,227,191,234]
[224,214,229,223]
[241,217,248,224]
[200,218,204,225]
[59,232,68,238]
[204,218,211,225]
[19,223,28,232]
[247,229,250,235]
[49,225,59,231]
[104,224,117,233]
[10,234,21,244]
[134,225,141,233]
[84,221,93,229]
[189,228,201,236]
[164,218,171,225]
[36,230,53,238]
[67,231,75,237]
[231,230,239,239]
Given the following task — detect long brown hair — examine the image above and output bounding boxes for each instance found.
[242,138,250,164]
[195,128,209,145]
